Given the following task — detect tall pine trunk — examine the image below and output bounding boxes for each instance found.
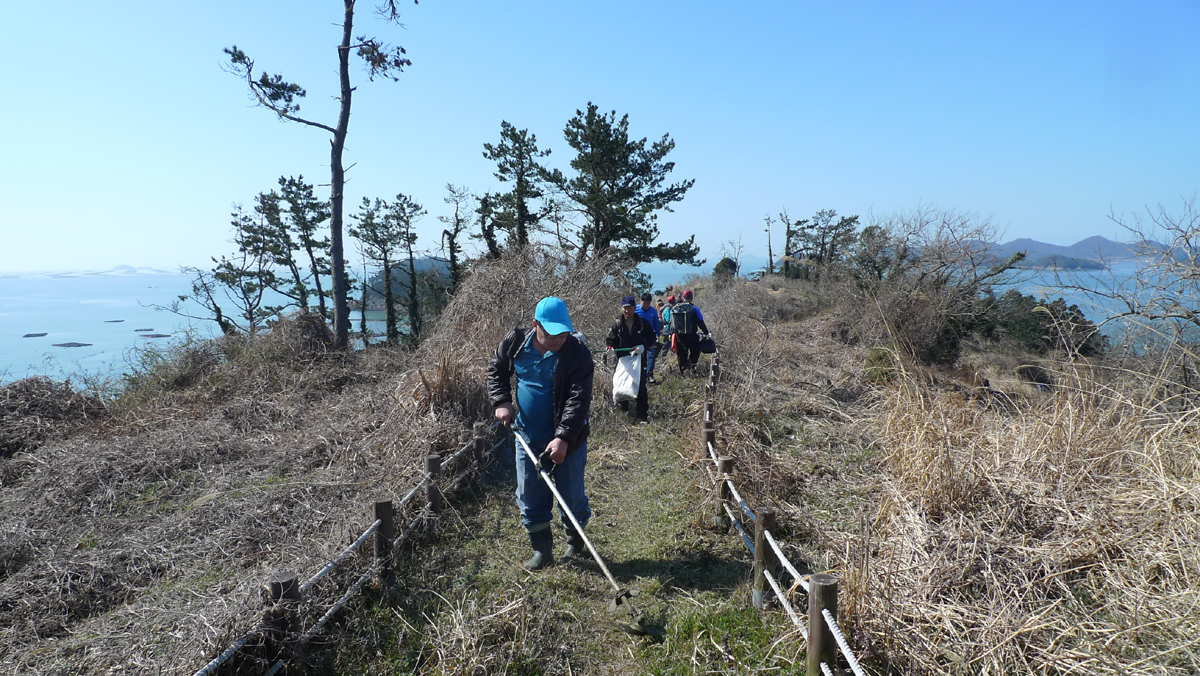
[405,246,421,343]
[383,257,399,345]
[329,0,356,349]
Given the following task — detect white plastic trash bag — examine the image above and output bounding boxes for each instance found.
[612,353,642,403]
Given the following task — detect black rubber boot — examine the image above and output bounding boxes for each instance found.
[524,528,554,571]
[562,527,591,561]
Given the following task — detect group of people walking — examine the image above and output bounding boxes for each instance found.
[486,291,713,570]
[602,290,712,420]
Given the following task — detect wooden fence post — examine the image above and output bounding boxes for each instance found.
[752,508,778,610]
[714,456,734,530]
[426,454,443,519]
[807,573,839,676]
[374,499,394,586]
[712,352,721,381]
[472,422,485,463]
[701,419,716,458]
[263,571,301,666]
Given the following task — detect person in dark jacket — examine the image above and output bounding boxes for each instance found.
[605,295,656,420]
[488,296,594,569]
[635,292,663,384]
[671,288,711,374]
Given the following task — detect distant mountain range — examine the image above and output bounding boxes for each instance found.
[989,236,1139,265]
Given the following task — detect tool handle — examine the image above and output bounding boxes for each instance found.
[513,431,622,592]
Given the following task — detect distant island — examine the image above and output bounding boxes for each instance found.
[1016,254,1104,270]
[988,235,1138,270]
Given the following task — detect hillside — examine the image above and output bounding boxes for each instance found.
[2,253,1198,675]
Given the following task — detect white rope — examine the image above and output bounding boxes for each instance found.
[723,502,755,555]
[763,568,807,641]
[396,477,427,513]
[706,439,719,465]
[302,561,380,642]
[447,459,481,491]
[725,478,756,522]
[299,519,381,595]
[439,441,476,471]
[823,608,869,676]
[820,661,835,676]
[487,435,508,455]
[763,530,809,593]
[442,422,504,471]
[192,631,255,676]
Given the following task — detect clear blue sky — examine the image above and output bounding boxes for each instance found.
[2,1,1197,273]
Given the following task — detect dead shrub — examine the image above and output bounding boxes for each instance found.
[0,377,105,457]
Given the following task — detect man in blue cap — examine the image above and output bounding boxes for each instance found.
[487,296,595,569]
[605,295,657,421]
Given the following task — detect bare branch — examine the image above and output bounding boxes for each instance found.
[223,46,337,134]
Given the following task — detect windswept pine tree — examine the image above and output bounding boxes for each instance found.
[223,0,417,349]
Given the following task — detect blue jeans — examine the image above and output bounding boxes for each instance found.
[646,343,661,376]
[515,430,591,533]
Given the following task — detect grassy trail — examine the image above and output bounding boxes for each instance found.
[325,372,805,675]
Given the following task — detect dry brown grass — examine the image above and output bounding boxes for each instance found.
[677,275,1200,674]
[11,259,1194,674]
[1,377,105,458]
[833,360,1200,675]
[683,276,876,556]
[0,249,627,674]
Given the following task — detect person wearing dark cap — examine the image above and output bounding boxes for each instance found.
[488,296,595,569]
[670,288,710,374]
[635,292,663,384]
[605,295,656,421]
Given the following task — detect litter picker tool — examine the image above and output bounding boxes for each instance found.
[511,429,662,637]
[601,345,637,367]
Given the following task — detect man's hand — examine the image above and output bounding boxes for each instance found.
[494,403,515,427]
[632,345,644,356]
[546,437,568,464]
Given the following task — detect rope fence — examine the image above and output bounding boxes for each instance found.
[298,519,380,595]
[192,421,504,676]
[699,347,868,676]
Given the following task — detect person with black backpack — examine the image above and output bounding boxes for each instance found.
[671,289,711,374]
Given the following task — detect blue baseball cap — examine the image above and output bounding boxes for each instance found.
[534,296,574,335]
[621,295,637,307]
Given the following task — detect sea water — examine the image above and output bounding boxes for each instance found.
[0,270,218,384]
[0,269,409,385]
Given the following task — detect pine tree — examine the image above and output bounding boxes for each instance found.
[482,122,550,249]
[223,0,417,349]
[550,103,700,266]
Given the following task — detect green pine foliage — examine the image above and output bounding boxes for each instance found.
[549,103,701,266]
